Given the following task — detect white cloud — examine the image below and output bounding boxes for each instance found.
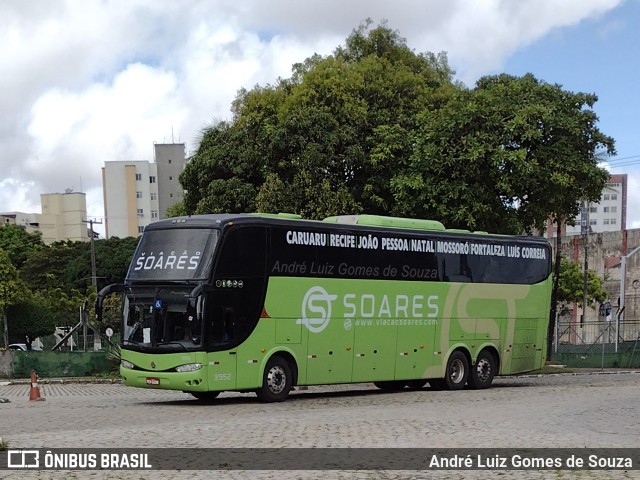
[0,0,625,233]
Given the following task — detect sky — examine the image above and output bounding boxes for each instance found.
[1,0,639,238]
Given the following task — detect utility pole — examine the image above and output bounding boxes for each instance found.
[83,218,102,351]
[581,201,589,326]
[83,218,103,290]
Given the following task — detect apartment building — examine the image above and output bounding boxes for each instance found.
[545,173,628,238]
[1,191,89,244]
[102,143,186,238]
[564,174,627,236]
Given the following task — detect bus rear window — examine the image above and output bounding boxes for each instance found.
[127,228,218,281]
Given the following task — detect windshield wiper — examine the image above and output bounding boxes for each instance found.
[157,341,188,351]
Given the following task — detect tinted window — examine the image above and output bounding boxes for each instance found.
[205,226,267,350]
[269,226,550,285]
[127,228,218,281]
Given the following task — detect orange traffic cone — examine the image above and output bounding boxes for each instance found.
[29,369,45,402]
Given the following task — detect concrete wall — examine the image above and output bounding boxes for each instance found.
[554,228,640,322]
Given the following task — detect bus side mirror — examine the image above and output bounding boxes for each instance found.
[96,283,124,319]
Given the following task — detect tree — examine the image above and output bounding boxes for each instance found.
[0,248,28,348]
[392,74,614,359]
[179,20,456,219]
[166,201,188,218]
[19,241,86,293]
[96,292,123,333]
[556,257,608,311]
[0,224,44,269]
[175,22,615,362]
[20,237,138,295]
[6,293,58,342]
[397,74,614,234]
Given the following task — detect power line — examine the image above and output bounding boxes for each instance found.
[604,154,640,169]
[607,154,640,163]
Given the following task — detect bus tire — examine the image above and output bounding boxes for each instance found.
[467,350,496,390]
[256,355,292,402]
[406,379,428,389]
[190,391,220,400]
[373,381,406,391]
[442,350,469,390]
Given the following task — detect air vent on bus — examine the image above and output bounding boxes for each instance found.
[323,214,446,231]
[251,212,302,220]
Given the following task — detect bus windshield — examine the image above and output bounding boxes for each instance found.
[122,286,203,352]
[127,228,218,282]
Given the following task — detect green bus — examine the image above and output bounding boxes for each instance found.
[97,213,552,402]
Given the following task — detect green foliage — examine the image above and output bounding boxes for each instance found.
[105,340,121,374]
[6,292,59,341]
[176,22,613,236]
[0,224,44,269]
[0,248,22,307]
[179,20,456,220]
[8,236,137,341]
[0,247,29,346]
[165,201,188,217]
[556,257,608,308]
[97,292,123,333]
[19,241,86,292]
[20,237,138,295]
[397,74,614,234]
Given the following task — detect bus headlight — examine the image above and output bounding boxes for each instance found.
[121,359,135,369]
[175,363,203,373]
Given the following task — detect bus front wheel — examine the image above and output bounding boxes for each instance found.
[190,391,220,400]
[256,356,292,402]
[467,350,496,390]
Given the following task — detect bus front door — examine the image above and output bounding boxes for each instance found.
[206,306,237,392]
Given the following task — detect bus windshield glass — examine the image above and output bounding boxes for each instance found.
[122,286,203,351]
[127,228,218,281]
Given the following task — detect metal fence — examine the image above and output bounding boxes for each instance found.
[554,319,640,354]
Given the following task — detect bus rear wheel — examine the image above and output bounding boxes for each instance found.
[438,350,469,390]
[467,350,496,389]
[256,356,292,402]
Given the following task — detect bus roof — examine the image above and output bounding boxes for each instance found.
[142,213,549,246]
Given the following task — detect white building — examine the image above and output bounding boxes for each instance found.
[564,174,627,236]
[102,143,186,238]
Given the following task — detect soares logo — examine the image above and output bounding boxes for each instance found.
[297,286,337,333]
[297,286,440,334]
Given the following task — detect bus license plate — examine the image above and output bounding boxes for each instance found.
[146,377,160,385]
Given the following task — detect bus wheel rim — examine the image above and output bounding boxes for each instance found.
[450,358,464,383]
[476,358,491,382]
[267,365,286,394]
